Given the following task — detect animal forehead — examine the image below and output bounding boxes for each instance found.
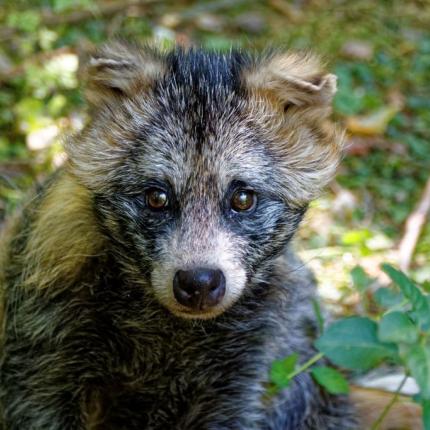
[137,60,271,193]
[129,50,276,195]
[164,49,248,92]
[148,49,250,127]
[140,124,271,196]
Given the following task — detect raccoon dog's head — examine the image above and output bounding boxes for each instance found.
[68,42,342,319]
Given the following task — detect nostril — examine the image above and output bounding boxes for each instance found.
[175,270,193,295]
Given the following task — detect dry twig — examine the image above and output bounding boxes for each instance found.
[351,384,423,430]
[398,176,430,271]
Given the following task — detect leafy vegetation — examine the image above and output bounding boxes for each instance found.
[270,265,430,429]
[0,1,429,428]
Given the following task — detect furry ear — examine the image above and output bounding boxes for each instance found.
[244,52,337,109]
[83,41,165,105]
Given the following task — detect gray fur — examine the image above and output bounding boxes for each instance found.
[0,44,357,429]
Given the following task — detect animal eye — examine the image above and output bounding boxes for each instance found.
[284,102,294,112]
[230,189,257,212]
[146,188,168,210]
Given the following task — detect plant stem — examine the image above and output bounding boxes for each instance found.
[370,374,409,430]
[312,299,325,334]
[288,352,324,379]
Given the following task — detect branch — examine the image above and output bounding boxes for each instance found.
[398,176,430,272]
[351,384,423,430]
[370,375,408,430]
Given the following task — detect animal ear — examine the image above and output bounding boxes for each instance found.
[243,52,337,110]
[83,41,165,105]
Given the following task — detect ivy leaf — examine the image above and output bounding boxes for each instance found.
[270,353,298,389]
[382,264,430,331]
[374,287,404,309]
[315,317,397,370]
[351,265,372,293]
[311,366,349,394]
[404,344,430,400]
[378,311,419,344]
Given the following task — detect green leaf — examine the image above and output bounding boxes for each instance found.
[312,299,324,334]
[351,265,372,293]
[422,399,430,430]
[342,229,372,246]
[311,366,349,394]
[315,317,397,371]
[422,281,430,293]
[53,0,92,12]
[270,353,298,389]
[382,264,430,330]
[378,311,419,344]
[6,11,41,32]
[404,344,430,399]
[374,287,404,308]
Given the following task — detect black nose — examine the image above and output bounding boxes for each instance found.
[173,268,226,310]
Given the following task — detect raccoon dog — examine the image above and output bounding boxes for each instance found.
[0,42,357,429]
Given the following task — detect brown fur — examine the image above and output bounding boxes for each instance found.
[84,41,166,106]
[21,174,105,290]
[243,53,343,205]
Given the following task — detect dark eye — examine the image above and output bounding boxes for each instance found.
[146,188,168,210]
[231,189,257,212]
[284,102,294,112]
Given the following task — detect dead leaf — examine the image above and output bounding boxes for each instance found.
[346,106,399,136]
[345,136,407,156]
[341,40,373,61]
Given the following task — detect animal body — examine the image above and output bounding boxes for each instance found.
[0,42,357,429]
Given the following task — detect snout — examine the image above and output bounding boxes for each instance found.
[173,268,226,311]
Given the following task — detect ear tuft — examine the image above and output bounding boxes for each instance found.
[244,52,337,110]
[83,41,165,105]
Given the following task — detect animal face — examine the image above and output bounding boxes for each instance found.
[67,43,342,319]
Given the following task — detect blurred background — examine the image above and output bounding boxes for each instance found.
[0,0,429,316]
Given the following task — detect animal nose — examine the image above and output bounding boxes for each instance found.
[173,268,226,310]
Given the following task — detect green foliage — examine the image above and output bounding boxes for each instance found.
[403,344,430,399]
[318,265,430,428]
[270,265,430,428]
[7,10,41,32]
[373,287,403,308]
[315,317,397,371]
[269,353,298,390]
[311,298,324,334]
[52,0,92,13]
[382,264,430,331]
[269,352,324,394]
[351,265,373,293]
[378,311,418,344]
[311,366,349,395]
[423,399,430,430]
